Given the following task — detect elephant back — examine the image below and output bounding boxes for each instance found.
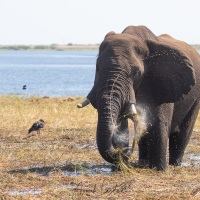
[122,25,158,41]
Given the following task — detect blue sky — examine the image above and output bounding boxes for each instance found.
[0,0,199,45]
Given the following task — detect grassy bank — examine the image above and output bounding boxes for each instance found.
[0,96,199,199]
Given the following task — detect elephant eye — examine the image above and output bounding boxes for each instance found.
[132,70,139,78]
[135,46,143,56]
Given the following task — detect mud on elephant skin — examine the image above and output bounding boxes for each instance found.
[78,25,200,171]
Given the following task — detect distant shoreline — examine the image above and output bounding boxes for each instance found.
[0,44,99,51]
[192,44,200,51]
[0,44,199,51]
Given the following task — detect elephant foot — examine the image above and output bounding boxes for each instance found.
[169,157,182,166]
[136,159,149,168]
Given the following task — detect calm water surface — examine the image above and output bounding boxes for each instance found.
[0,50,97,97]
[0,50,199,97]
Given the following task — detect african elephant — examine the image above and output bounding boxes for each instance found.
[78,25,200,170]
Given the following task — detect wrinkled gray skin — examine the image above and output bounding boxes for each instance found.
[80,26,200,170]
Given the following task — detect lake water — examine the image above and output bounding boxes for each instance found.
[0,49,199,97]
[0,50,97,97]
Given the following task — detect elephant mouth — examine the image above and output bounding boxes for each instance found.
[118,104,139,151]
[78,98,141,164]
[107,103,140,160]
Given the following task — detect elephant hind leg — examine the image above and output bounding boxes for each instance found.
[169,101,200,166]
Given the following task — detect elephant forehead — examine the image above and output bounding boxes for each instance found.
[99,35,147,59]
[99,40,130,56]
[103,35,141,49]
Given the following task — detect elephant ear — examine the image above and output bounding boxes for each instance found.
[146,39,196,104]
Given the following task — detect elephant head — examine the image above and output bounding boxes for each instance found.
[78,26,195,165]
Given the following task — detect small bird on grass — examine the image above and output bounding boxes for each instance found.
[28,119,45,134]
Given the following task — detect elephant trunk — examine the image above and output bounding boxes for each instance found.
[97,109,118,163]
[96,92,137,164]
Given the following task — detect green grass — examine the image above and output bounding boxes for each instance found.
[0,96,199,199]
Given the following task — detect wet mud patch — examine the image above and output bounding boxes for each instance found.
[8,188,42,196]
[8,163,115,177]
[75,143,97,150]
[182,153,200,167]
[64,164,113,176]
[182,129,200,168]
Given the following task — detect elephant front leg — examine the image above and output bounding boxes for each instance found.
[148,104,174,170]
[138,120,169,170]
[149,124,168,170]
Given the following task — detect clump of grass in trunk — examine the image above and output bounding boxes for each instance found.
[114,148,138,174]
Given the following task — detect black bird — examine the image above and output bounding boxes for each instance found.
[28,119,45,134]
[23,85,27,90]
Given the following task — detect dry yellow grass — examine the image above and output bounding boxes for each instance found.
[0,96,199,199]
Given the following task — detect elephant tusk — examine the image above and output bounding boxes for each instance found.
[77,98,90,108]
[118,103,139,153]
[130,104,137,115]
[128,104,138,124]
[131,115,139,154]
[129,104,139,154]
